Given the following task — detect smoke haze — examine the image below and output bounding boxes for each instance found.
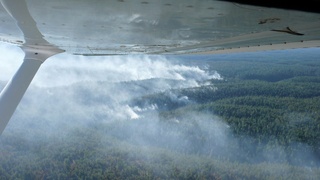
[0,42,222,141]
[1,43,320,178]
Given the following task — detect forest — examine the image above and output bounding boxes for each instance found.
[1,49,320,179]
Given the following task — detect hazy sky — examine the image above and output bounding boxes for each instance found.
[0,42,223,88]
[1,41,320,92]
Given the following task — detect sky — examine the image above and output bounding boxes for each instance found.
[1,42,319,87]
[0,42,222,88]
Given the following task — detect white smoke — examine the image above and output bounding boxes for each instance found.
[0,42,223,131]
[34,54,221,88]
[1,42,320,178]
[0,43,221,123]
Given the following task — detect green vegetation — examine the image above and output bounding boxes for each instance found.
[159,55,320,167]
[1,127,320,179]
[1,51,320,179]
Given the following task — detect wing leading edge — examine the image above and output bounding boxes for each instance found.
[0,0,319,55]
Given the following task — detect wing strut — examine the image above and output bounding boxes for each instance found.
[0,0,64,134]
[0,55,42,133]
[0,46,62,134]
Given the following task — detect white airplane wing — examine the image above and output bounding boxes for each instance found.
[1,0,319,55]
[0,0,319,133]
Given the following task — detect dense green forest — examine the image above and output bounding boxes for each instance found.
[1,50,320,179]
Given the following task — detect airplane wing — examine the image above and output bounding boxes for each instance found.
[0,0,319,55]
[0,0,319,134]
